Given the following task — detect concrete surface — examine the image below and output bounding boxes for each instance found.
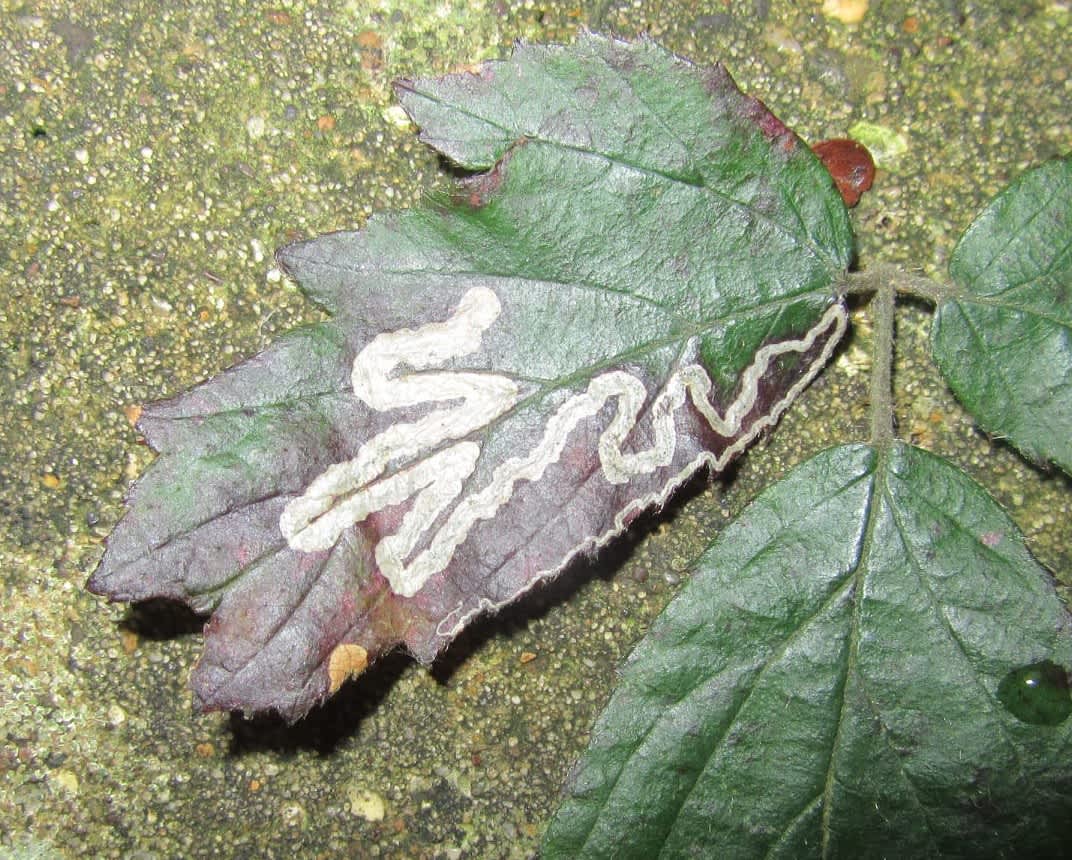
[1,0,1069,857]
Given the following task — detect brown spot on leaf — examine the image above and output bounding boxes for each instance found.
[327,643,368,693]
[748,98,793,145]
[457,139,527,208]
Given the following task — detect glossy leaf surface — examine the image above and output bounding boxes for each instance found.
[89,34,852,719]
[932,156,1072,473]
[543,443,1072,858]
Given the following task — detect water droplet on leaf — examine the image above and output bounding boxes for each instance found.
[997,660,1072,726]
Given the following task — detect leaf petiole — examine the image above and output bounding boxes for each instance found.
[868,276,896,447]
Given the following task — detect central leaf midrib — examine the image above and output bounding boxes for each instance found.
[819,445,882,859]
[946,294,1072,330]
[294,252,836,355]
[819,446,941,859]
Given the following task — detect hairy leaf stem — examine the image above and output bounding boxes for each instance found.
[840,263,951,446]
[867,275,896,446]
[843,262,949,304]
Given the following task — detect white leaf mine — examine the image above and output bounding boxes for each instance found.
[281,287,846,598]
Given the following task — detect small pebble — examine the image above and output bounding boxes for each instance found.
[51,769,79,795]
[350,788,386,822]
[382,105,412,129]
[822,0,869,25]
[848,120,909,167]
[246,115,266,140]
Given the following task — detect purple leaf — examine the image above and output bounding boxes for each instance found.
[89,34,853,719]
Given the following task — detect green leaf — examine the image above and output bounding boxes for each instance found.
[89,35,853,719]
[931,156,1072,473]
[543,443,1072,858]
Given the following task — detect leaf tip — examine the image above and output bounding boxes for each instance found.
[273,239,307,278]
[85,546,132,601]
[85,568,109,598]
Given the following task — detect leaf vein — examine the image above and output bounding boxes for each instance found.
[399,86,841,272]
